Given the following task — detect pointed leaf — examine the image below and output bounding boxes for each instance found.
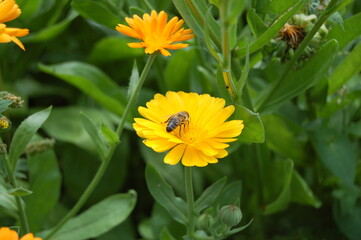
[0,99,12,113]
[195,177,227,213]
[9,106,52,168]
[145,163,187,224]
[7,186,33,196]
[80,112,108,159]
[128,60,140,99]
[233,105,264,143]
[101,123,119,145]
[291,170,321,208]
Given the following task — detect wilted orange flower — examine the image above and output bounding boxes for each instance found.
[0,227,42,240]
[116,10,194,56]
[0,0,29,50]
[133,91,244,167]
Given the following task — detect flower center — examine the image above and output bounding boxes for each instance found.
[173,123,206,146]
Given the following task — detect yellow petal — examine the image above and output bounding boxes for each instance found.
[164,144,186,165]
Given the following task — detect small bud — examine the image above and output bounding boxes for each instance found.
[1,92,24,109]
[196,213,213,230]
[217,205,243,227]
[0,116,11,131]
[25,138,56,156]
[0,143,7,154]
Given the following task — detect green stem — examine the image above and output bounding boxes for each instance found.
[185,166,195,237]
[220,0,237,102]
[0,138,30,235]
[44,54,157,240]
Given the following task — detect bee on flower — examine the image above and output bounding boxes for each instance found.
[116,10,194,56]
[133,91,244,167]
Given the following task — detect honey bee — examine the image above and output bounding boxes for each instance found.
[279,23,305,49]
[165,111,190,134]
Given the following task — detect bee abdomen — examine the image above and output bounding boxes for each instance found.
[166,121,178,132]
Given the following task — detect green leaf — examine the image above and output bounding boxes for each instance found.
[326,12,361,49]
[255,0,299,14]
[145,163,187,224]
[236,0,304,58]
[262,114,306,162]
[101,123,119,145]
[39,191,137,240]
[172,0,221,50]
[290,170,321,208]
[39,61,125,116]
[160,228,177,240]
[264,159,294,215]
[218,180,242,206]
[9,106,52,168]
[257,40,338,112]
[312,127,356,186]
[195,177,227,213]
[232,105,265,143]
[80,112,108,159]
[7,186,33,196]
[72,0,121,28]
[0,99,12,113]
[88,37,143,64]
[0,184,17,217]
[43,107,118,153]
[164,49,196,91]
[25,10,78,43]
[246,8,267,38]
[128,60,140,99]
[328,41,361,94]
[25,148,61,232]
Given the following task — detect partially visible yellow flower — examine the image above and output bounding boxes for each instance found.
[0,116,10,129]
[133,91,244,167]
[116,10,194,56]
[0,0,29,50]
[0,227,42,240]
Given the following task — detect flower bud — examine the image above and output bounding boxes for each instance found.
[217,205,242,227]
[25,138,56,156]
[1,92,24,109]
[196,213,213,230]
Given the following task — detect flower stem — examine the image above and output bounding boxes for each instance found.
[0,138,30,235]
[44,54,157,240]
[185,166,195,237]
[220,0,237,102]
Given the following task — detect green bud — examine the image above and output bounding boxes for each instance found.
[218,205,242,227]
[1,91,24,109]
[196,213,213,230]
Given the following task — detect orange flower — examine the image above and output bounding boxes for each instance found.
[0,227,42,240]
[116,10,194,56]
[0,0,29,50]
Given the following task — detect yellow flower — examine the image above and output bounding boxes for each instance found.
[133,91,244,167]
[116,10,194,56]
[0,0,29,50]
[0,227,42,240]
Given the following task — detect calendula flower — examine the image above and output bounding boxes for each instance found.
[116,10,194,56]
[0,0,29,50]
[133,91,244,167]
[0,227,42,240]
[278,23,305,49]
